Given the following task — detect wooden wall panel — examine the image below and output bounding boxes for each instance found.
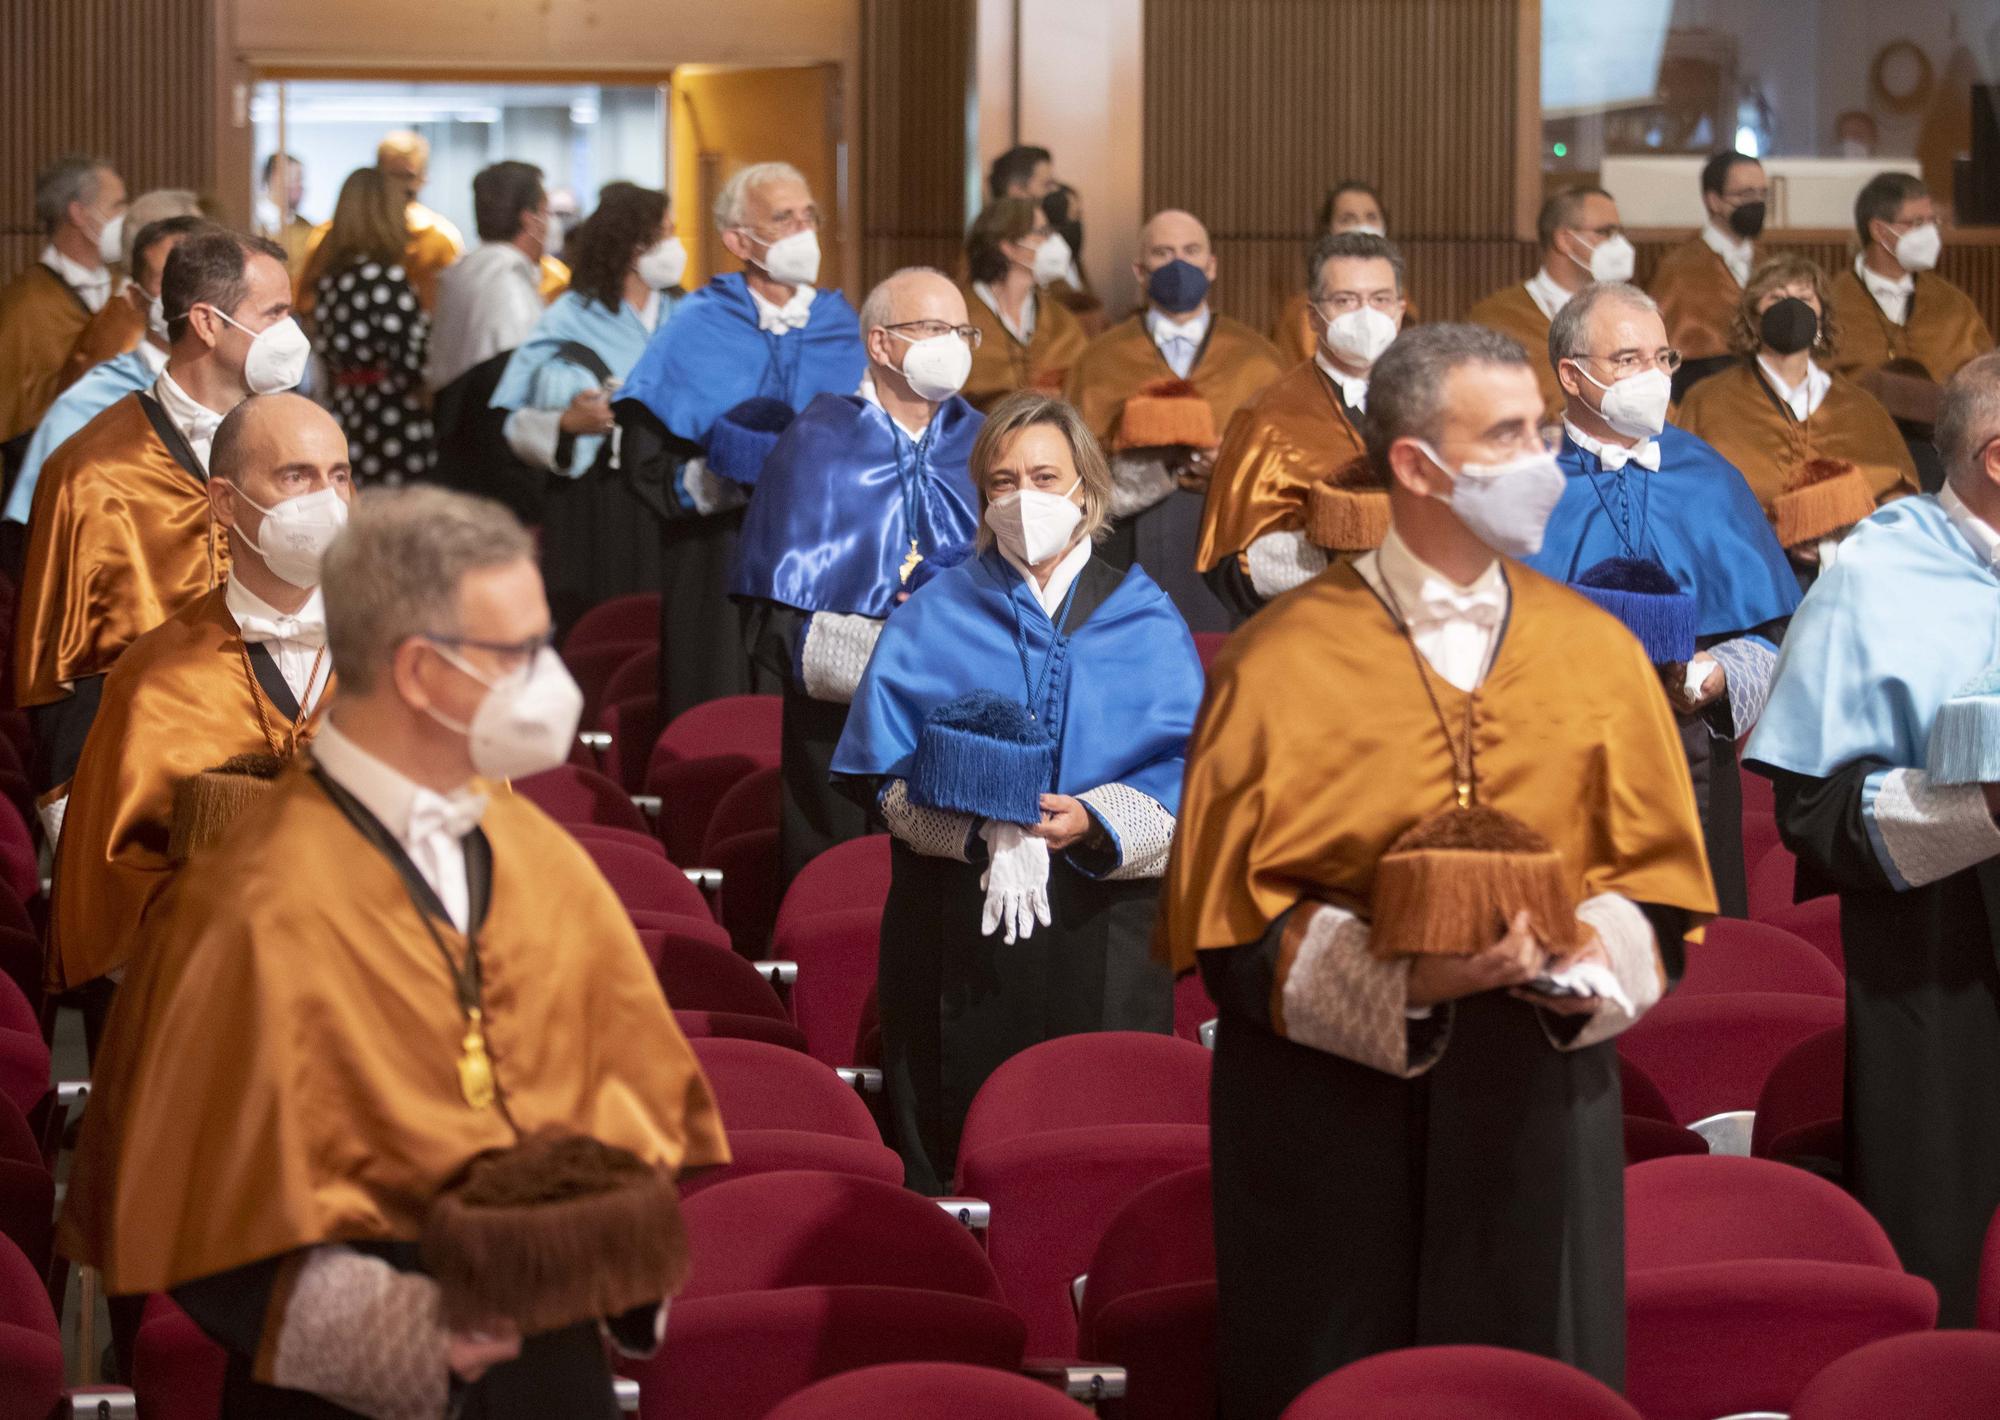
[859,0,974,292]
[2,0,217,275]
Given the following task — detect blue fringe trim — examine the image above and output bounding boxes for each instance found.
[1927,694,2000,785]
[1573,559,1697,664]
[909,691,1055,823]
[705,397,796,486]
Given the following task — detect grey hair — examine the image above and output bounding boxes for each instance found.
[322,487,536,697]
[859,266,950,335]
[1363,323,1533,478]
[714,161,810,233]
[120,189,202,267]
[1937,352,2000,490]
[1547,281,1659,367]
[1308,231,1405,301]
[35,155,113,235]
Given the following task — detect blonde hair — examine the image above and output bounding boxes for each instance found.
[377,130,430,167]
[1733,253,1840,361]
[967,392,1113,551]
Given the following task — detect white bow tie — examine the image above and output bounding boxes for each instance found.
[237,612,327,648]
[1596,441,1661,472]
[759,304,810,334]
[408,788,487,843]
[1413,583,1504,629]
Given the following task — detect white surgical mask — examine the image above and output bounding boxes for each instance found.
[97,211,125,266]
[205,306,312,394]
[1573,364,1671,441]
[1415,440,1566,558]
[423,644,584,781]
[1567,231,1635,284]
[1324,305,1399,367]
[636,236,688,290]
[986,478,1084,566]
[890,330,973,402]
[752,229,821,286]
[145,289,169,345]
[1030,231,1072,286]
[228,483,348,589]
[1889,222,1941,273]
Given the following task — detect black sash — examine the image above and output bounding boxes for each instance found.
[243,641,303,722]
[136,390,208,483]
[310,766,493,934]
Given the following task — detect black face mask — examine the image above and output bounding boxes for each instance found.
[1759,296,1818,355]
[1043,185,1083,261]
[1727,199,1767,240]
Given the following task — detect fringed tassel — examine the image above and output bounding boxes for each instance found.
[909,691,1056,824]
[1771,461,1875,549]
[1114,378,1216,451]
[422,1130,689,1337]
[1573,584,1698,665]
[1927,691,2000,786]
[1305,482,1391,553]
[167,752,288,863]
[705,397,797,488]
[1369,806,1584,960]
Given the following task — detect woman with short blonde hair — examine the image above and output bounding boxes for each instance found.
[833,389,1205,1193]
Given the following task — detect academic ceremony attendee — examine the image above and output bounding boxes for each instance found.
[1269,180,1417,363]
[60,485,730,1415]
[1649,150,1766,399]
[17,229,305,799]
[1525,282,1799,916]
[308,168,435,486]
[1466,185,1633,420]
[1065,207,1286,632]
[3,214,205,530]
[1198,230,1404,622]
[488,181,684,629]
[0,155,127,476]
[960,197,1086,412]
[1831,172,1993,384]
[1745,352,2000,1326]
[253,150,315,276]
[617,161,866,719]
[56,188,205,392]
[427,161,562,395]
[46,393,347,1003]
[735,267,983,887]
[297,131,464,315]
[987,144,1058,204]
[833,392,1202,1194]
[1162,323,1713,1419]
[1677,254,1917,570]
[988,145,1099,332]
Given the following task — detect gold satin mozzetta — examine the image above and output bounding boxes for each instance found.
[961,281,1088,413]
[60,765,731,1295]
[1463,282,1565,420]
[57,294,146,393]
[538,255,572,303]
[15,392,226,708]
[1828,268,1994,384]
[1065,313,1287,446]
[1196,358,1368,573]
[1648,235,1747,364]
[1156,561,1715,972]
[46,584,334,991]
[0,263,94,444]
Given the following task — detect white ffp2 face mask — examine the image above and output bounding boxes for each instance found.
[1889,222,1942,273]
[753,229,821,286]
[1573,364,1671,441]
[1416,440,1566,558]
[230,483,349,588]
[636,236,688,289]
[422,645,584,781]
[97,211,125,266]
[1324,305,1399,367]
[1568,231,1636,284]
[207,306,312,394]
[1030,231,1072,286]
[986,478,1084,566]
[891,330,973,402]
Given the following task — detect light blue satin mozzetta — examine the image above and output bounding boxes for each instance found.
[488,291,667,477]
[730,393,984,617]
[5,347,158,525]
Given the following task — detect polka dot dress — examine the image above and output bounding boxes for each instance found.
[311,260,436,486]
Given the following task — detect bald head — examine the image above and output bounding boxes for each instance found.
[862,266,971,397]
[1134,209,1216,310]
[210,394,354,589]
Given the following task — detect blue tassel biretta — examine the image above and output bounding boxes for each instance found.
[1927,665,2000,786]
[1572,557,1698,666]
[909,690,1056,824]
[705,397,797,487]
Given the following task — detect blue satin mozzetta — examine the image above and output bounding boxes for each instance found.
[832,548,1204,812]
[1527,426,1800,638]
[5,347,158,524]
[615,274,865,443]
[731,393,983,617]
[1747,495,2000,778]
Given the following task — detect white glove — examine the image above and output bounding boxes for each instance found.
[681,456,749,515]
[978,820,1053,944]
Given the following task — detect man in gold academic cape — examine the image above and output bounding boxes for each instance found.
[298,131,465,316]
[1830,172,1992,386]
[1649,150,1767,400]
[1198,231,1404,622]
[0,155,127,479]
[62,486,730,1418]
[1268,181,1417,364]
[1160,323,1714,1419]
[55,188,206,395]
[1466,185,1633,421]
[47,393,349,1005]
[16,229,300,800]
[1065,207,1285,631]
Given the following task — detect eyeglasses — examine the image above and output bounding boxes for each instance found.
[885,320,984,350]
[1576,348,1683,378]
[1315,291,1404,316]
[738,206,821,240]
[423,630,555,662]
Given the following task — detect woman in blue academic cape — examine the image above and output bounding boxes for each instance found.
[489,181,686,631]
[832,392,1206,1194]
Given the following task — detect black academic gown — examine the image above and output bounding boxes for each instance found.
[1198,902,1689,1419]
[1763,762,2000,1326]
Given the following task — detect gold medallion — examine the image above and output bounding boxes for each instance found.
[458,1007,496,1109]
[898,538,923,585]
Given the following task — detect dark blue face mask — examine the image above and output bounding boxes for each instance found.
[1146,258,1210,315]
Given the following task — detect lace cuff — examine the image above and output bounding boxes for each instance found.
[1274,904,1448,1077]
[1244,529,1328,600]
[1543,893,1665,1051]
[1075,783,1176,880]
[1863,767,2000,889]
[267,1246,448,1420]
[798,613,884,704]
[880,778,980,862]
[1707,635,1778,741]
[1108,451,1177,518]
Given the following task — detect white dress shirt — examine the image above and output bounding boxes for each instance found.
[973,280,1036,345]
[1146,306,1211,379]
[1756,354,1831,422]
[1563,419,1661,471]
[1855,253,1914,328]
[749,282,816,334]
[41,243,110,313]
[1940,483,2000,570]
[999,537,1093,620]
[1701,221,1754,288]
[151,369,227,470]
[856,374,933,444]
[311,719,487,934]
[1355,525,1509,693]
[1524,267,1575,324]
[1313,351,1370,413]
[427,242,546,389]
[226,574,330,713]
